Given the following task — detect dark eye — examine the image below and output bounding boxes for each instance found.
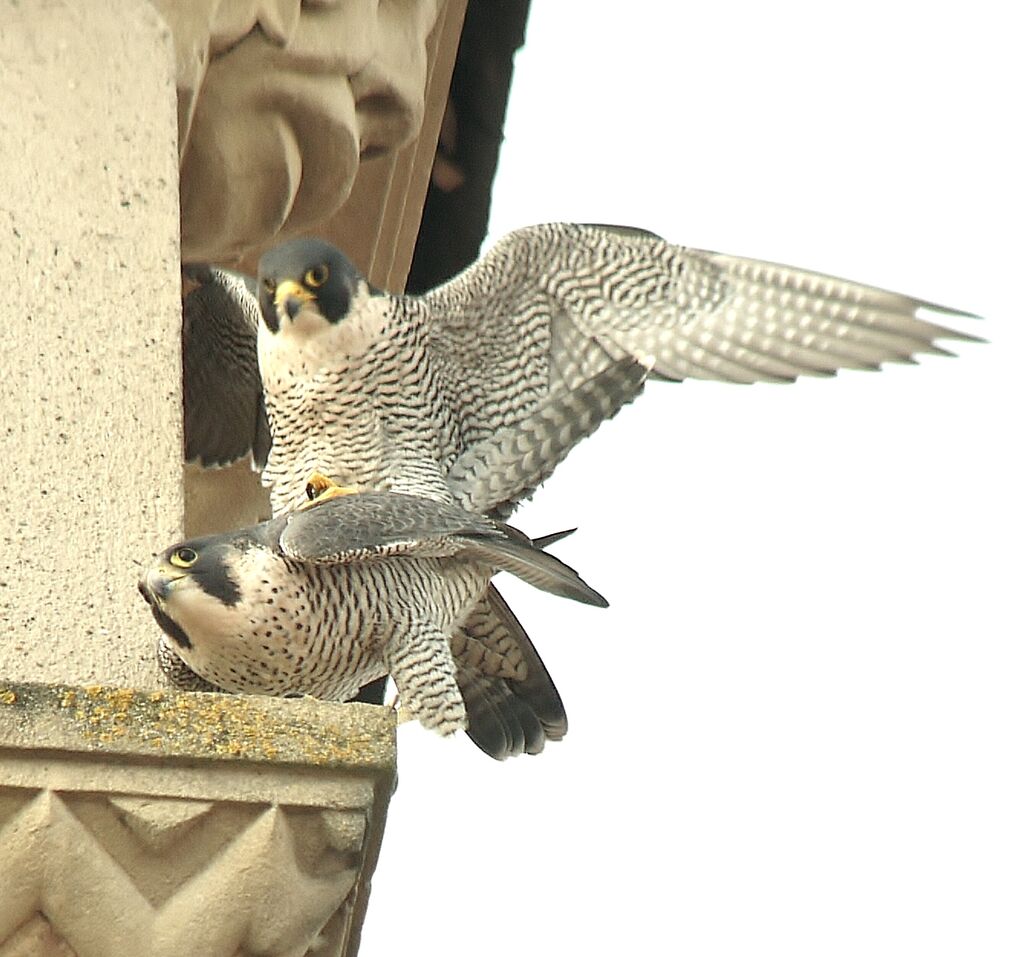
[170,547,198,568]
[305,482,317,501]
[305,264,329,287]
[262,277,275,295]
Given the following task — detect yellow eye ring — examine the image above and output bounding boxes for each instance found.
[305,264,329,288]
[170,547,198,569]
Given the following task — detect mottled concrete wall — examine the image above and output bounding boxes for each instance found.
[0,0,182,687]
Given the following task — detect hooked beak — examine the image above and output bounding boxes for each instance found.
[138,564,184,605]
[275,280,315,321]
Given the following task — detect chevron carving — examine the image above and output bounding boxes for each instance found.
[0,788,368,957]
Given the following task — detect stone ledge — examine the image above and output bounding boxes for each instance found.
[0,681,395,773]
[0,681,396,957]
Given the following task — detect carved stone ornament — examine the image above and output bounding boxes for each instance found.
[151,0,443,262]
[0,683,396,957]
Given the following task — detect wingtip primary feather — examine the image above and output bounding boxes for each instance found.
[915,300,985,322]
[913,302,987,342]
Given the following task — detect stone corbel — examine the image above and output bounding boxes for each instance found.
[0,683,396,957]
[150,0,443,263]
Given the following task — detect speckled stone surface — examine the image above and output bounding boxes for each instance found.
[0,0,183,688]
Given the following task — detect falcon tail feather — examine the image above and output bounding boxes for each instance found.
[474,584,567,737]
[458,666,546,759]
[453,586,571,758]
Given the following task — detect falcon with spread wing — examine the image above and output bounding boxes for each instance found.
[254,223,979,515]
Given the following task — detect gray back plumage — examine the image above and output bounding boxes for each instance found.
[274,492,500,562]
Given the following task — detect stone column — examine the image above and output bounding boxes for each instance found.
[0,0,182,687]
[0,0,465,952]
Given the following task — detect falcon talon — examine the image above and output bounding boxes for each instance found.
[299,471,360,509]
[304,470,336,499]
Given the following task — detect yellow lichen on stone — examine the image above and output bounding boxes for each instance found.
[0,681,395,772]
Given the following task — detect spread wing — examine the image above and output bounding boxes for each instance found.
[182,265,271,470]
[423,223,981,514]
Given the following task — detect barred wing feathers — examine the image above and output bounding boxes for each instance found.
[424,223,980,513]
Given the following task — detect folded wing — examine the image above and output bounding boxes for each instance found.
[182,265,270,470]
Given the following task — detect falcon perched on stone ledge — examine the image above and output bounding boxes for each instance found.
[140,490,605,747]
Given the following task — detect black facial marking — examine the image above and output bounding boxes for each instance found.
[193,550,242,606]
[318,280,351,325]
[161,537,244,607]
[146,600,194,650]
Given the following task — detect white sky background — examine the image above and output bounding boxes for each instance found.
[363,4,1021,955]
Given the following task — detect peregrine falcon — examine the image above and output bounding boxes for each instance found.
[252,224,980,516]
[139,490,605,743]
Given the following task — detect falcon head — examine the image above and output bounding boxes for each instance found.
[138,536,247,651]
[256,238,363,335]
